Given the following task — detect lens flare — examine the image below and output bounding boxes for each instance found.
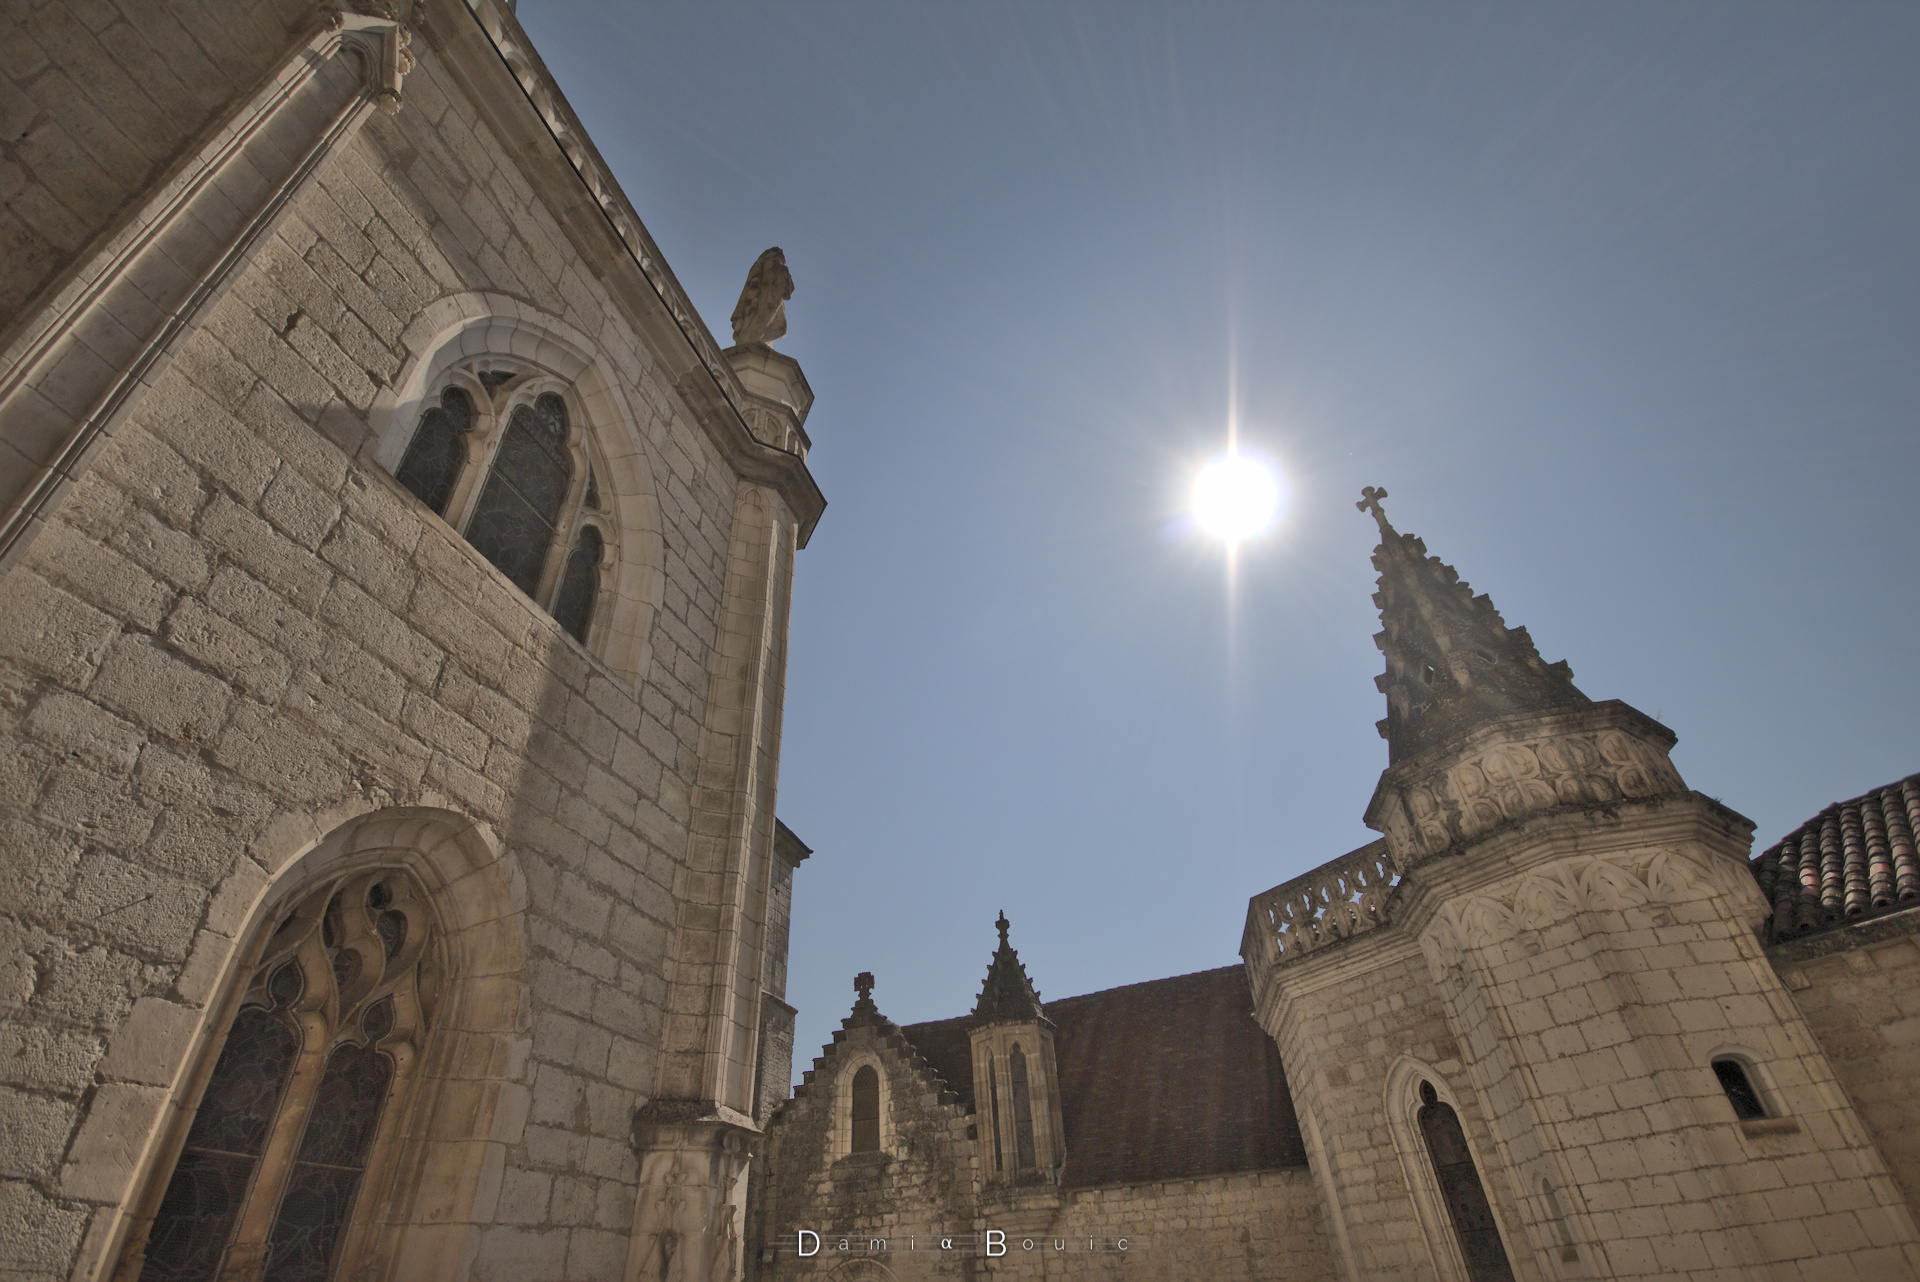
[1192,454,1283,544]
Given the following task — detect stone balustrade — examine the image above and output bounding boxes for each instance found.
[1243,841,1398,984]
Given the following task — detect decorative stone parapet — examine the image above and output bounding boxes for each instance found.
[1364,700,1684,869]
[1242,840,1396,985]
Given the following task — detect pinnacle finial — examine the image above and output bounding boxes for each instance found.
[854,971,874,1002]
[1357,485,1392,533]
[995,911,1010,945]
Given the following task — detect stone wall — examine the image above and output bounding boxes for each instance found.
[1032,1170,1338,1282]
[0,0,317,329]
[0,4,800,1279]
[1776,912,1920,1216]
[761,1018,978,1280]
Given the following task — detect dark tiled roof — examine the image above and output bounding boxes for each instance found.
[1750,772,1920,945]
[901,966,1306,1188]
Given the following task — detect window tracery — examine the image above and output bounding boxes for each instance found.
[389,366,616,652]
[133,871,440,1282]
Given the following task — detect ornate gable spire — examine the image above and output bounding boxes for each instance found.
[970,912,1045,1023]
[1359,487,1590,764]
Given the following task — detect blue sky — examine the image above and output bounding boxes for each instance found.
[516,2,1920,1074]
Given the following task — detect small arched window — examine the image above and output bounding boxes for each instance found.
[1416,1080,1514,1282]
[1009,1043,1037,1172]
[130,873,440,1282]
[393,387,473,516]
[1711,1058,1767,1121]
[850,1065,880,1154]
[466,392,572,597]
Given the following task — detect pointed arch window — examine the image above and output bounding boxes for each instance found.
[986,1054,1003,1172]
[387,370,625,653]
[392,387,473,516]
[1009,1043,1037,1172]
[850,1066,880,1154]
[1416,1080,1515,1282]
[465,392,572,597]
[131,872,441,1282]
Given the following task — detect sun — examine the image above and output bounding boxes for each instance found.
[1192,453,1284,544]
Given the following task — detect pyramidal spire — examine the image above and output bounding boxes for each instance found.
[1358,487,1590,764]
[970,911,1045,1023]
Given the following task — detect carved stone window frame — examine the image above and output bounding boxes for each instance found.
[368,297,664,686]
[389,362,619,651]
[832,1051,894,1159]
[1383,1058,1525,1282]
[97,807,526,1282]
[115,866,445,1282]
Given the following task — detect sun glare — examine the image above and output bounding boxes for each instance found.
[1192,454,1283,544]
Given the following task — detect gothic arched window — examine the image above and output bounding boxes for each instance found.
[551,524,603,644]
[1009,1043,1037,1172]
[850,1066,880,1154]
[131,872,441,1282]
[392,387,474,516]
[1416,1080,1514,1282]
[986,1054,1004,1172]
[465,392,572,597]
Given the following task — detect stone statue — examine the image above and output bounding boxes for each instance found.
[729,247,792,346]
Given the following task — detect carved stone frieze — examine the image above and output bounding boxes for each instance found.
[1366,701,1684,868]
[1438,850,1704,952]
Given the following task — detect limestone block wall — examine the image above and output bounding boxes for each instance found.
[0,9,790,1280]
[760,1020,978,1280]
[1774,914,1920,1216]
[1032,1170,1339,1282]
[0,0,316,330]
[1259,935,1511,1280]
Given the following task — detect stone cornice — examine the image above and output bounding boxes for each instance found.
[1364,700,1694,867]
[435,0,827,546]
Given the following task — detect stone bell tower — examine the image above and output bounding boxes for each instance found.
[1243,489,1920,1280]
[968,913,1067,1190]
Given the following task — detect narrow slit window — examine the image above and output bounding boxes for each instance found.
[850,1065,880,1154]
[1417,1081,1515,1282]
[393,387,473,516]
[1009,1043,1037,1172]
[987,1056,1003,1172]
[551,525,603,644]
[466,393,572,597]
[1712,1058,1767,1121]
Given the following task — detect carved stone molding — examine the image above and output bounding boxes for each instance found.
[0,14,412,574]
[1366,702,1684,868]
[1442,850,1704,951]
[629,1101,758,1282]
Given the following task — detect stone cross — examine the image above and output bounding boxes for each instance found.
[1356,486,1390,523]
[854,971,874,1001]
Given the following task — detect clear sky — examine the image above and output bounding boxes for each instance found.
[515,2,1920,1078]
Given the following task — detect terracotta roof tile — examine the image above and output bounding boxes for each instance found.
[1749,771,1920,944]
[901,965,1306,1188]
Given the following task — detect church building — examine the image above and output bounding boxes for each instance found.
[759,490,1920,1281]
[1,2,818,1279]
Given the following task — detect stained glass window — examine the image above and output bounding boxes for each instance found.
[850,1066,880,1153]
[466,393,572,597]
[551,525,603,644]
[131,875,437,1282]
[1009,1043,1037,1171]
[393,387,473,516]
[1417,1081,1515,1282]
